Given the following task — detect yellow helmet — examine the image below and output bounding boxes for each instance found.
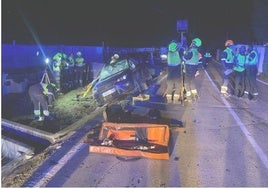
[192,38,202,47]
[168,42,178,52]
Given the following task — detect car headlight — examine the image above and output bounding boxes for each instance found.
[117,75,127,82]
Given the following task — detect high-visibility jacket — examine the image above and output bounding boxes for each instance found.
[75,57,85,67]
[233,53,246,72]
[53,60,61,72]
[184,48,199,65]
[167,51,182,66]
[221,47,235,64]
[221,47,235,70]
[246,50,258,66]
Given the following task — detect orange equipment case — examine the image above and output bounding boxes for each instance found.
[89,122,170,160]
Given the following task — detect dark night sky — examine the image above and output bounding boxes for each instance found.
[2,0,255,49]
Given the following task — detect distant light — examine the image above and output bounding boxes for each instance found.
[160,54,167,60]
[45,58,50,64]
[36,51,40,56]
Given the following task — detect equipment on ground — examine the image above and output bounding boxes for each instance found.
[86,122,170,160]
[73,82,94,101]
[179,61,187,105]
[73,78,99,101]
[40,69,51,85]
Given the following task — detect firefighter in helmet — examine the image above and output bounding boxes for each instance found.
[60,53,69,91]
[109,53,120,65]
[52,52,62,92]
[233,45,246,97]
[75,51,85,87]
[165,41,182,103]
[244,45,259,100]
[68,52,75,88]
[220,39,235,96]
[28,82,56,123]
[183,37,202,102]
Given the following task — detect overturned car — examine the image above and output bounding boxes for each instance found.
[92,58,154,106]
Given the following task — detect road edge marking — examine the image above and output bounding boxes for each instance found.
[33,142,87,187]
[204,69,268,171]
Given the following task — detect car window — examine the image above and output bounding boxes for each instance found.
[99,59,130,81]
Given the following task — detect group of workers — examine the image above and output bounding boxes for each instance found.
[165,38,259,104]
[220,40,259,100]
[165,37,203,103]
[51,51,89,92]
[28,51,89,124]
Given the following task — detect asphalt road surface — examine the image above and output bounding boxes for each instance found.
[24,61,268,187]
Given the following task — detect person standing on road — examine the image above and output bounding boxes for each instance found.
[233,45,246,97]
[244,45,259,100]
[220,40,235,96]
[165,41,182,103]
[183,38,202,102]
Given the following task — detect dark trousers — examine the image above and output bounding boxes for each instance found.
[166,66,181,95]
[28,84,49,117]
[234,70,245,97]
[75,66,85,87]
[245,65,258,95]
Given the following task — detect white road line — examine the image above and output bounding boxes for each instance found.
[31,74,168,187]
[157,74,167,84]
[33,142,87,187]
[257,78,268,86]
[204,70,268,171]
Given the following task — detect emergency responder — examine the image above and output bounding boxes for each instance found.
[203,52,212,68]
[165,41,182,103]
[183,38,202,102]
[60,53,69,92]
[244,45,259,100]
[75,51,85,87]
[133,62,149,95]
[109,53,120,65]
[68,52,75,88]
[220,40,235,96]
[52,52,62,92]
[233,45,246,97]
[28,82,56,123]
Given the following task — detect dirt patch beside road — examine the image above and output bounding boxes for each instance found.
[1,87,102,187]
[2,87,99,133]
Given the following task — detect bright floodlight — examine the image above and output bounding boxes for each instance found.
[45,58,50,64]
